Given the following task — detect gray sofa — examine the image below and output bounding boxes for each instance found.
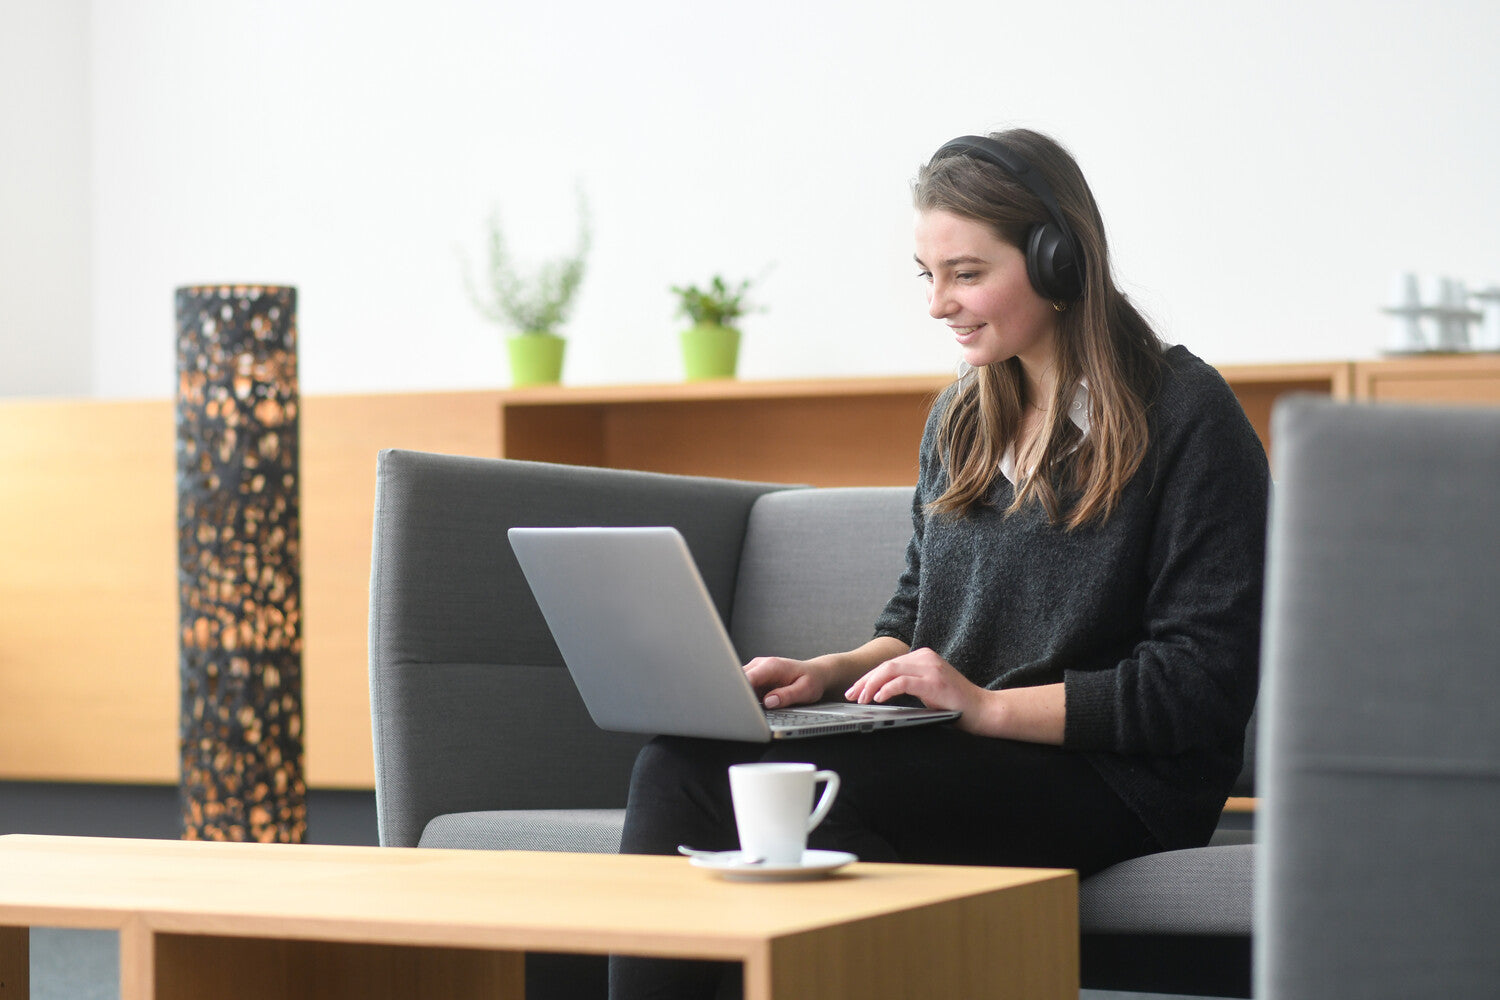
[1256,398,1500,999]
[369,449,1255,998]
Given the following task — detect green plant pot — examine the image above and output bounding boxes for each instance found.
[507,333,566,387]
[680,324,740,381]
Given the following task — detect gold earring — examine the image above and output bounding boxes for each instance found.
[1052,300,1068,313]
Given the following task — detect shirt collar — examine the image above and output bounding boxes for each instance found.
[999,381,1090,486]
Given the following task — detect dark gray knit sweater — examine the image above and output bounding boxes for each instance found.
[873,345,1269,850]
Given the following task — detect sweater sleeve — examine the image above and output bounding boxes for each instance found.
[1062,368,1269,756]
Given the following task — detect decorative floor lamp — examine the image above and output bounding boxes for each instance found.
[175,284,306,842]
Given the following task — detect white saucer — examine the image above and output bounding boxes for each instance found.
[687,849,857,882]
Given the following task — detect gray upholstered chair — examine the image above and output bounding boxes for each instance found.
[369,449,1256,998]
[1257,397,1500,998]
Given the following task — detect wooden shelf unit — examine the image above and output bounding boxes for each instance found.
[496,375,950,487]
[493,365,1359,479]
[1216,361,1352,455]
[3,356,1497,790]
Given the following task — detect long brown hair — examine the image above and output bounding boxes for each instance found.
[914,129,1162,529]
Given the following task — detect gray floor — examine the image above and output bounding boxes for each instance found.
[30,929,118,1000]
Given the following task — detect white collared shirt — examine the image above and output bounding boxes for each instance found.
[999,381,1091,486]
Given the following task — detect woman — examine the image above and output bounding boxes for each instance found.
[611,129,1268,999]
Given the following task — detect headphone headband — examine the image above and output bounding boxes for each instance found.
[931,135,1084,301]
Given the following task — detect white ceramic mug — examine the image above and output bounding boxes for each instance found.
[728,762,840,864]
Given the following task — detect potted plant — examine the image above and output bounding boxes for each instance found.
[461,193,591,387]
[670,274,756,381]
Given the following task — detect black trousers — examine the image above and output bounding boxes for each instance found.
[609,727,1159,1000]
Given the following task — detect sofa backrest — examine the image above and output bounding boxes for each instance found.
[729,487,913,659]
[1256,398,1500,998]
[368,450,788,847]
[730,484,1263,797]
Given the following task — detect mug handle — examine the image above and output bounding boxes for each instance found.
[806,769,841,832]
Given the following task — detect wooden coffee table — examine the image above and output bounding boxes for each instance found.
[0,835,1076,999]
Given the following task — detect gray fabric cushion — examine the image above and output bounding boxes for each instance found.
[730,487,912,658]
[420,809,626,853]
[379,660,646,811]
[1081,844,1254,935]
[1258,398,1500,999]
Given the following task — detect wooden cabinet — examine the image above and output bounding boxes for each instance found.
[1217,362,1352,456]
[2,357,1497,790]
[1354,353,1500,405]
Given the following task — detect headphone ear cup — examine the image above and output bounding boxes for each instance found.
[1026,223,1083,302]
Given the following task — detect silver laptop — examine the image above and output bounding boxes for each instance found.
[508,526,960,741]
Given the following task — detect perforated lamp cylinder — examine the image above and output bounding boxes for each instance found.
[175,284,306,843]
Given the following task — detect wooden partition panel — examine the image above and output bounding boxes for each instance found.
[0,398,179,782]
[0,392,503,789]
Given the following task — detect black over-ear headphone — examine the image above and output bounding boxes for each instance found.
[932,135,1084,303]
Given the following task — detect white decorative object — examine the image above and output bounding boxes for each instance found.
[1420,274,1451,349]
[1382,271,1426,353]
[1440,277,1471,350]
[1472,287,1500,352]
[1381,272,1482,354]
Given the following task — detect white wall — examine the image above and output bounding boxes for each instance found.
[0,0,91,397]
[10,0,1500,398]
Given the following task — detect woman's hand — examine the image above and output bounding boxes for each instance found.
[743,656,830,710]
[845,647,1067,743]
[845,647,987,720]
[744,637,912,710]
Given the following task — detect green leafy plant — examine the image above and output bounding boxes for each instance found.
[670,274,757,329]
[461,192,591,336]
